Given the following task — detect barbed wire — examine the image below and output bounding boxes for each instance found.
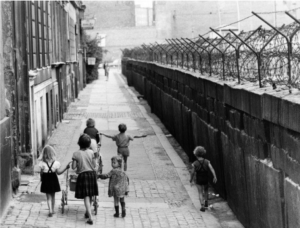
[124,5,300,89]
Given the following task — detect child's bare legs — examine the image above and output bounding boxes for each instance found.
[85,197,92,217]
[196,185,204,205]
[204,184,209,207]
[196,185,205,211]
[114,196,120,206]
[84,196,93,221]
[123,155,128,171]
[46,193,53,215]
[114,196,120,217]
[51,193,56,213]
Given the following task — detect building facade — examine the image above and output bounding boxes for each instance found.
[0,1,86,218]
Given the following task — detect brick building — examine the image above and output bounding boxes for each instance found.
[0,1,86,218]
[84,1,158,63]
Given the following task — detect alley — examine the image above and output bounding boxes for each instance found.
[1,69,241,228]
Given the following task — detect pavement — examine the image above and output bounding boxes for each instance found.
[1,68,244,228]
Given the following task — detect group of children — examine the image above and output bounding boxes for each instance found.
[38,117,217,222]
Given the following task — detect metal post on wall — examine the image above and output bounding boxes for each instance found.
[210,27,241,83]
[176,38,194,71]
[228,25,277,88]
[181,38,199,72]
[186,38,210,76]
[166,39,180,67]
[252,11,292,86]
[171,39,186,69]
[199,34,225,80]
[165,40,177,67]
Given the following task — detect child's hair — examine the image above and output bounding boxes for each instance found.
[78,133,91,149]
[86,118,95,127]
[118,123,127,133]
[38,145,56,163]
[111,156,122,168]
[193,146,206,158]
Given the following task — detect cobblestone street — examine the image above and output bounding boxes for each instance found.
[1,69,241,228]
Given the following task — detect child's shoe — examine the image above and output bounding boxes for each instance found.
[114,206,119,217]
[121,201,126,217]
[122,209,126,218]
[200,206,205,212]
[86,220,93,225]
[204,200,208,208]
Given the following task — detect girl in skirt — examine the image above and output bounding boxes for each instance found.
[98,156,129,218]
[38,145,70,217]
[72,134,98,225]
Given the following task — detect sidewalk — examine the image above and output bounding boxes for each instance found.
[1,68,243,228]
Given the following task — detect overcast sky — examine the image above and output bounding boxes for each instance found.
[135,0,153,8]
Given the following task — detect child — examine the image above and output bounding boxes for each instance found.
[84,118,101,154]
[72,134,98,225]
[38,145,70,217]
[104,63,109,80]
[100,123,147,171]
[98,156,129,218]
[190,146,217,212]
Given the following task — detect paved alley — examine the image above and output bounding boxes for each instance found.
[1,69,242,228]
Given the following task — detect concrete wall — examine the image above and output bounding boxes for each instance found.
[122,59,300,228]
[84,1,135,29]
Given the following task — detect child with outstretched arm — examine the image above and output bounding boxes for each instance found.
[100,123,147,171]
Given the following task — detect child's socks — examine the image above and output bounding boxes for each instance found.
[114,206,119,217]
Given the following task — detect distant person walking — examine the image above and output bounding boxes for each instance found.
[104,62,109,80]
[190,146,217,212]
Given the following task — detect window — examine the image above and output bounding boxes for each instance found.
[26,1,52,69]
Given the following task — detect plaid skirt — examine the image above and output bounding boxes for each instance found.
[75,171,98,199]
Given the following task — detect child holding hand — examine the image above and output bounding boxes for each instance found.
[38,145,70,217]
[98,156,129,218]
[190,146,217,212]
[100,123,147,171]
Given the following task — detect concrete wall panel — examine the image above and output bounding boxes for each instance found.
[285,178,300,228]
[122,60,300,228]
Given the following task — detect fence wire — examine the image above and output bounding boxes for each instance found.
[123,9,300,89]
